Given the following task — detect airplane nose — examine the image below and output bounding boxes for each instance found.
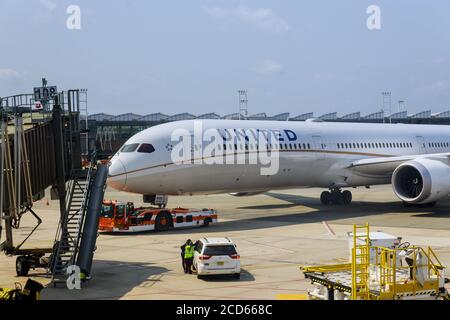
[107,158,127,190]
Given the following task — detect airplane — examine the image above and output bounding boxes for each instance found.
[107,119,450,206]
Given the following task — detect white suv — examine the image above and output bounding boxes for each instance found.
[194,237,241,279]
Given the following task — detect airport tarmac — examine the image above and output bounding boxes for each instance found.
[1,185,449,300]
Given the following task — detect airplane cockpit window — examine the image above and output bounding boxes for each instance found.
[138,143,155,153]
[121,143,140,152]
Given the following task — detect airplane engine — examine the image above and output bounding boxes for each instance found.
[230,190,270,197]
[392,158,450,204]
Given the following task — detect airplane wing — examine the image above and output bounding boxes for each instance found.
[347,153,450,176]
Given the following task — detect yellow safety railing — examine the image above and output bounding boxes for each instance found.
[351,223,370,300]
[301,224,447,300]
[301,263,352,273]
[371,245,444,299]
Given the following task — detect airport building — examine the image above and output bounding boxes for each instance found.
[89,109,450,153]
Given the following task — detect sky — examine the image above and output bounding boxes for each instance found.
[1,0,450,117]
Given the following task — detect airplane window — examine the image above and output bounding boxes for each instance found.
[234,144,237,150]
[285,144,288,149]
[137,143,155,153]
[356,143,359,148]
[303,143,307,149]
[294,143,297,149]
[337,143,340,149]
[345,143,348,148]
[223,144,227,150]
[289,144,292,149]
[121,143,139,152]
[307,144,311,149]
[280,144,283,150]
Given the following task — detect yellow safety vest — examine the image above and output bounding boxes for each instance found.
[184,245,194,259]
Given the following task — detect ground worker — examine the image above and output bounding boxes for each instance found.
[183,239,195,274]
[180,241,188,273]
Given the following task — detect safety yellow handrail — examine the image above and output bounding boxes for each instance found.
[301,263,352,273]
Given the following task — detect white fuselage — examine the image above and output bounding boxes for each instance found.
[107,119,450,196]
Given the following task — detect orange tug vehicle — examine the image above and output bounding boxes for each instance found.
[99,200,218,233]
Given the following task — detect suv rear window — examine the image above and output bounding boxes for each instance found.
[203,245,237,256]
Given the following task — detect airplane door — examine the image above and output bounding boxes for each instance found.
[416,136,426,154]
[312,135,326,159]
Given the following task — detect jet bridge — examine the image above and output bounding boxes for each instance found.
[0,80,107,285]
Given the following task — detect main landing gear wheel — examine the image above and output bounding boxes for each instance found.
[320,188,352,205]
[342,190,352,205]
[320,191,332,205]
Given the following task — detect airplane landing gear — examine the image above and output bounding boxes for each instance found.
[320,188,352,205]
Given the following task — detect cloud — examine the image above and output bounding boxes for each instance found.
[0,68,20,78]
[251,60,283,75]
[203,5,289,34]
[39,0,57,11]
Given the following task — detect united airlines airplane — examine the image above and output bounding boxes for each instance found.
[107,119,450,206]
